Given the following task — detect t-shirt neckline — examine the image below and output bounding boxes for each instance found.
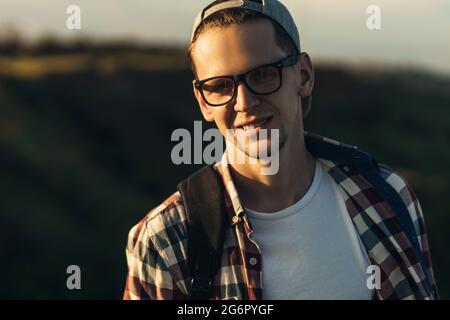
[245,160,322,220]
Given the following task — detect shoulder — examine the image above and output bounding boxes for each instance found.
[124,191,190,299]
[126,191,188,260]
[378,163,419,209]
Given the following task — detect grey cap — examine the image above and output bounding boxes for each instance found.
[191,0,301,52]
[191,0,311,118]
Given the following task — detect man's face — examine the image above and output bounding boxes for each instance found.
[191,19,312,158]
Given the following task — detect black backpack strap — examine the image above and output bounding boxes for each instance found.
[177,165,228,300]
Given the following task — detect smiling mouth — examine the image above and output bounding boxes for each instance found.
[235,116,273,131]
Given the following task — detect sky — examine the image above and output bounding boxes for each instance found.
[1,0,449,74]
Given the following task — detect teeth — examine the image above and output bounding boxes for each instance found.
[240,119,267,131]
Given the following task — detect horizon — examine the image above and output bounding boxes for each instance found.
[1,0,449,75]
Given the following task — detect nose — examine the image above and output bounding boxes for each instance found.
[233,82,260,112]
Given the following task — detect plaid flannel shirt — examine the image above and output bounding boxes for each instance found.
[123,132,438,300]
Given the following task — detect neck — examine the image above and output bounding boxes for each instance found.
[228,130,316,213]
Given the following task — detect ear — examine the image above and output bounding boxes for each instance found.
[193,80,215,122]
[296,52,315,98]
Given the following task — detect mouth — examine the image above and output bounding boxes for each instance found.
[234,116,273,131]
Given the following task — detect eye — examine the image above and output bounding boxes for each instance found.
[203,78,233,94]
[249,67,278,83]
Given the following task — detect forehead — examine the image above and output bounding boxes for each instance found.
[192,19,285,80]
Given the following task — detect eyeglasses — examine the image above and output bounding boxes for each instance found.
[194,54,299,107]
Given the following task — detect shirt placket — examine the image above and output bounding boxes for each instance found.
[232,211,263,300]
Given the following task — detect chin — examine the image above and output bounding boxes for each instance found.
[239,139,275,159]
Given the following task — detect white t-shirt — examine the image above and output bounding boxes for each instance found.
[245,160,374,300]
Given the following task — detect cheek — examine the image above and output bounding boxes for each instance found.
[269,90,300,129]
[271,89,297,115]
[210,109,232,132]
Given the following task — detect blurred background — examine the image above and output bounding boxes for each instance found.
[0,0,449,299]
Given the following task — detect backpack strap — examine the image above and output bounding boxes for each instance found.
[177,165,228,300]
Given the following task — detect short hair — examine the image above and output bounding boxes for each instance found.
[187,3,310,117]
[188,8,299,77]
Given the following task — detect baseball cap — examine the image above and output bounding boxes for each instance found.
[190,0,311,118]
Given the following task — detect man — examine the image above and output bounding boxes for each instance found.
[123,0,438,300]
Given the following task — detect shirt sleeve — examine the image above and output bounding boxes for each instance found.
[379,163,439,299]
[122,218,187,300]
[402,181,439,299]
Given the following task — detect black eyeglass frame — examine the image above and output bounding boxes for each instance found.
[194,54,299,107]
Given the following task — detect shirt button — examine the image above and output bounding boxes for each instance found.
[249,257,258,266]
[232,216,241,224]
[343,166,350,172]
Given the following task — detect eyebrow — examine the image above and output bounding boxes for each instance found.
[198,55,286,81]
